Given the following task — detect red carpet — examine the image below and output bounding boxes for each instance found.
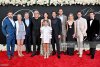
[0,51,100,67]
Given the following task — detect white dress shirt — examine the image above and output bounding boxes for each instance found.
[90,20,93,26]
[9,18,15,27]
[25,19,29,27]
[59,15,63,23]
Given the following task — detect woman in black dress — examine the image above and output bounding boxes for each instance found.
[66,13,76,56]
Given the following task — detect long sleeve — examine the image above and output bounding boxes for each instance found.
[95,20,100,35]
[58,18,62,35]
[83,19,87,36]
[2,19,7,36]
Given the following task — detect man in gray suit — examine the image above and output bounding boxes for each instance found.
[58,9,67,43]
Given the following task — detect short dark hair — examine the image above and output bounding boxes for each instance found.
[7,10,13,14]
[52,11,57,14]
[59,8,63,11]
[24,12,29,14]
[89,11,95,15]
[77,11,82,14]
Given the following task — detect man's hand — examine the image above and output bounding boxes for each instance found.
[6,34,8,37]
[58,35,61,39]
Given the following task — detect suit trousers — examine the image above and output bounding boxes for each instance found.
[51,34,60,55]
[6,35,15,56]
[32,32,41,53]
[77,34,84,55]
[25,35,31,52]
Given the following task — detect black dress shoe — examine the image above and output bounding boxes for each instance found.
[91,55,94,59]
[8,56,11,60]
[30,53,36,57]
[52,51,56,55]
[64,52,67,55]
[11,54,14,57]
[87,54,91,56]
[26,51,30,54]
[57,55,61,59]
[36,51,40,55]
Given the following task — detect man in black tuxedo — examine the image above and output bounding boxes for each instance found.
[87,12,100,59]
[23,12,32,54]
[31,10,42,57]
[51,11,62,59]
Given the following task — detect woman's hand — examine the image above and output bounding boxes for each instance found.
[72,34,76,38]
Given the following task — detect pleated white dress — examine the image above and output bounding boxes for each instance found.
[40,26,52,43]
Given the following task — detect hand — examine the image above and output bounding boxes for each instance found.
[6,34,8,37]
[72,34,76,38]
[95,34,98,36]
[58,35,61,39]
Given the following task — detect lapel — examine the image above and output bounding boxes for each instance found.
[24,18,31,27]
[89,19,95,28]
[7,17,15,28]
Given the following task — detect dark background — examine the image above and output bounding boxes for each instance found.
[0,5,100,44]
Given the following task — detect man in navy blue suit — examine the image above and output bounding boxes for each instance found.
[2,11,16,60]
[23,12,32,54]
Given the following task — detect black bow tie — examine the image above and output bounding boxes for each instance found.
[90,19,94,20]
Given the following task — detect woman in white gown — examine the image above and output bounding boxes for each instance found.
[40,20,52,59]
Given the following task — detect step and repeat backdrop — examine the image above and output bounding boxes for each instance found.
[0,5,100,44]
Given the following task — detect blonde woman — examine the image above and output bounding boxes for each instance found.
[66,13,76,56]
[15,14,26,57]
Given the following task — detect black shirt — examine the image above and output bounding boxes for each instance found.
[31,17,42,32]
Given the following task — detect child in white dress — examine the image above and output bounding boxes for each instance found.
[40,20,52,59]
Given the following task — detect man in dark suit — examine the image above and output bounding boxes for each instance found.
[51,11,62,59]
[87,12,100,59]
[31,10,42,57]
[2,11,16,60]
[23,12,32,54]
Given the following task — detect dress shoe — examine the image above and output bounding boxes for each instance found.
[52,51,56,55]
[30,53,36,57]
[87,54,91,56]
[8,56,11,60]
[11,54,14,57]
[57,55,61,59]
[36,51,40,55]
[91,55,94,59]
[64,52,67,55]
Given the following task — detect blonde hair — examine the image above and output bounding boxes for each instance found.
[68,13,74,21]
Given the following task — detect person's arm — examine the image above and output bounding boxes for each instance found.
[65,16,67,29]
[58,18,62,35]
[73,21,77,38]
[41,19,43,27]
[49,19,51,27]
[95,20,100,35]
[2,19,7,36]
[83,19,87,36]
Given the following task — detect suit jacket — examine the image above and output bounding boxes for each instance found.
[57,15,67,36]
[2,17,15,37]
[87,18,100,41]
[51,17,62,36]
[23,18,32,36]
[76,17,87,36]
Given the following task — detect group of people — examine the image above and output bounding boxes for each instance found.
[2,9,100,60]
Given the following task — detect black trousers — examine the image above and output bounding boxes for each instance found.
[89,42,96,56]
[25,35,31,52]
[51,34,60,55]
[32,32,41,53]
[88,36,96,56]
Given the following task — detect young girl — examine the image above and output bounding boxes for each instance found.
[40,20,52,59]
